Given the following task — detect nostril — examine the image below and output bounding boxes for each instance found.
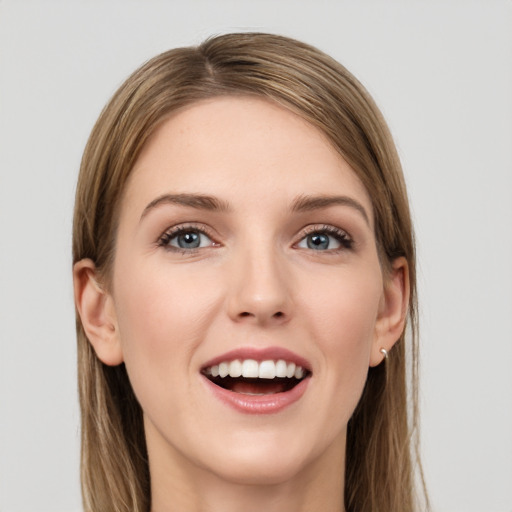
[234,310,287,322]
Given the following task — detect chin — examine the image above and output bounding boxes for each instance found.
[208,453,308,486]
[195,429,327,487]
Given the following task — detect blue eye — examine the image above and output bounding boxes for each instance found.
[159,228,214,251]
[306,233,335,250]
[297,228,352,251]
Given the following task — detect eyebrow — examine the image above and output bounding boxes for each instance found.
[291,194,370,225]
[140,193,231,221]
[140,192,370,226]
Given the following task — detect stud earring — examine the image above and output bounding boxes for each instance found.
[380,347,388,360]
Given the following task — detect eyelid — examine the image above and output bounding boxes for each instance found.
[294,224,354,250]
[301,224,350,237]
[157,222,219,251]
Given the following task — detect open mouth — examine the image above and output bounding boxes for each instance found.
[202,359,310,396]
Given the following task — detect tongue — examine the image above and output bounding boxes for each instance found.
[230,379,289,395]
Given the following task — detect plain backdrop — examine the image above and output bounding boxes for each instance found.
[1,1,511,511]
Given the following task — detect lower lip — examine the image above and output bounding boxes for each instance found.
[201,375,311,414]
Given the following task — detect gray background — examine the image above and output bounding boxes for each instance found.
[1,1,511,511]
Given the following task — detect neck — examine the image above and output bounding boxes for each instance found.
[148,431,346,512]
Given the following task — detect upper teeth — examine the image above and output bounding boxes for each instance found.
[204,359,305,380]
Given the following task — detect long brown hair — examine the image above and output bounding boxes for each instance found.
[73,32,428,512]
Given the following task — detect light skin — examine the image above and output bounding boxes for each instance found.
[74,97,409,512]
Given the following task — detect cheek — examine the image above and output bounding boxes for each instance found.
[304,267,382,347]
[112,257,220,379]
[301,267,383,390]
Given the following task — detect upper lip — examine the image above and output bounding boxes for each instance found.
[201,346,312,372]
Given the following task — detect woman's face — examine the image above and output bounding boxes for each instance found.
[108,97,391,484]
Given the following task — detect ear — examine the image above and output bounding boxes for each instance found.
[370,257,410,367]
[73,259,123,366]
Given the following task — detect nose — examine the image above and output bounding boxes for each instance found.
[226,245,292,326]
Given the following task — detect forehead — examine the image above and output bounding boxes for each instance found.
[123,96,373,221]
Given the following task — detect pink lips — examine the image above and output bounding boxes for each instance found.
[200,346,312,415]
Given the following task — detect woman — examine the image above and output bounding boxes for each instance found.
[72,32,427,512]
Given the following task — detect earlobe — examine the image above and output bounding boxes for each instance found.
[370,257,410,367]
[73,259,124,366]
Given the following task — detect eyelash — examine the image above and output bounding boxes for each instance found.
[298,225,354,251]
[157,224,216,253]
[157,224,354,253]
